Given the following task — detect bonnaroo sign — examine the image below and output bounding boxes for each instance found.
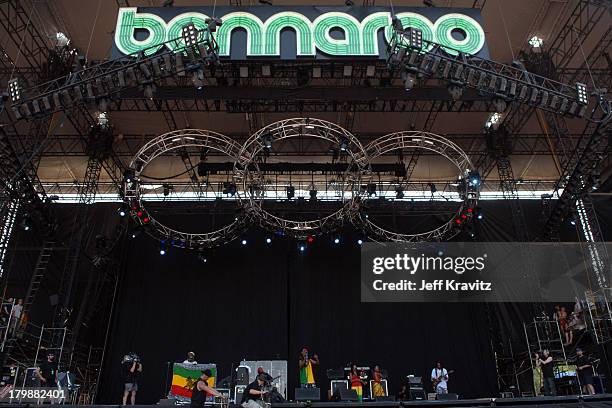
[113,7,488,59]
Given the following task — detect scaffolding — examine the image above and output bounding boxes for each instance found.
[585,288,612,344]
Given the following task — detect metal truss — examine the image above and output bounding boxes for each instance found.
[236,118,369,239]
[39,132,593,158]
[125,129,248,250]
[355,131,479,242]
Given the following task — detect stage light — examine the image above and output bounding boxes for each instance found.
[262,65,271,76]
[298,241,307,252]
[266,237,272,244]
[192,69,204,90]
[492,97,507,113]
[357,239,363,246]
[485,112,501,129]
[576,83,588,105]
[306,235,315,244]
[223,182,237,196]
[402,71,416,91]
[160,248,166,256]
[131,226,143,239]
[405,27,423,49]
[339,137,348,152]
[118,207,127,217]
[332,235,341,244]
[343,65,353,77]
[447,82,463,100]
[21,216,32,231]
[163,184,173,196]
[240,66,249,78]
[309,189,317,202]
[197,251,207,263]
[366,183,376,197]
[395,187,404,199]
[123,169,135,184]
[286,185,295,200]
[8,78,20,102]
[55,32,70,47]
[96,111,109,127]
[144,83,155,100]
[528,35,543,49]
[241,238,248,245]
[568,213,576,226]
[475,206,483,220]
[182,24,199,48]
[467,171,482,188]
[262,132,273,149]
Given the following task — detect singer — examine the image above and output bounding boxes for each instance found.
[298,347,319,388]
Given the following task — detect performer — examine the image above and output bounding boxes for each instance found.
[554,305,572,345]
[121,353,142,405]
[349,364,366,402]
[431,362,448,395]
[183,351,198,365]
[257,367,273,385]
[371,365,385,397]
[241,374,268,408]
[191,369,225,408]
[298,347,319,388]
[535,350,556,396]
[575,348,596,395]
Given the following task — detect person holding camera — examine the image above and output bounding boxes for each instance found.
[122,353,143,405]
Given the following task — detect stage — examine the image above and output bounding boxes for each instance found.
[4,395,612,408]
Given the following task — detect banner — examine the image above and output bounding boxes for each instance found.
[112,6,489,60]
[168,363,216,402]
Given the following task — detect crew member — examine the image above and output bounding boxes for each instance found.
[36,352,58,387]
[298,347,319,388]
[575,348,595,395]
[122,353,143,405]
[431,362,448,395]
[535,350,556,396]
[241,374,268,408]
[191,369,224,408]
[184,352,198,365]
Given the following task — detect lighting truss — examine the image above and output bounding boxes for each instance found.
[234,118,370,239]
[123,129,247,250]
[355,131,479,242]
[387,27,611,121]
[11,25,220,120]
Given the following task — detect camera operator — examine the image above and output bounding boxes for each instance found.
[122,353,143,405]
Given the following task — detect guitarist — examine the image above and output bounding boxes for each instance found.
[431,362,449,395]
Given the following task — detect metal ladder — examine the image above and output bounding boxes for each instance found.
[22,240,55,319]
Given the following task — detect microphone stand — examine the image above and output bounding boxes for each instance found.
[163,361,172,399]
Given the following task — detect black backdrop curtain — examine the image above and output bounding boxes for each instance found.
[87,198,610,404]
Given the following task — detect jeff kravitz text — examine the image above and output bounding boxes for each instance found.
[370,254,492,293]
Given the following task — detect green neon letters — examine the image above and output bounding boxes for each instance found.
[115,8,486,58]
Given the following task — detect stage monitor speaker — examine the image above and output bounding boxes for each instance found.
[236,366,249,386]
[376,396,395,402]
[437,393,458,400]
[295,387,320,401]
[338,388,358,401]
[409,389,425,400]
[234,385,246,404]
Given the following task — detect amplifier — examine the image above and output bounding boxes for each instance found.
[295,387,321,401]
[338,388,358,401]
[234,385,246,403]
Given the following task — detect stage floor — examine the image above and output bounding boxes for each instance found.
[3,394,612,408]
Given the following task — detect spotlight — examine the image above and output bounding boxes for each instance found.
[339,137,348,152]
[21,216,32,231]
[163,184,173,197]
[298,241,307,252]
[447,82,463,100]
[402,71,416,91]
[160,248,166,256]
[55,32,70,47]
[182,24,199,48]
[528,35,543,49]
[357,239,363,246]
[309,189,317,202]
[485,112,501,129]
[118,207,127,217]
[405,27,423,49]
[286,185,295,200]
[131,226,143,239]
[123,169,135,183]
[197,251,207,263]
[395,186,404,199]
[262,132,273,149]
[223,182,237,196]
[241,238,247,246]
[160,241,167,256]
[306,235,315,244]
[576,83,588,105]
[8,78,20,102]
[467,171,482,188]
[266,237,272,244]
[366,183,376,197]
[568,213,577,226]
[333,236,341,244]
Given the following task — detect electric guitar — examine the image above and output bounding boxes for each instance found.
[432,370,454,388]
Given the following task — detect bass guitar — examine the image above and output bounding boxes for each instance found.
[432,370,454,388]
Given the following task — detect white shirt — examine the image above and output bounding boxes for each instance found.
[431,368,448,389]
[183,359,198,365]
[12,304,23,319]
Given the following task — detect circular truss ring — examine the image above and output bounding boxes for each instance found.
[233,118,370,238]
[124,129,247,249]
[356,130,479,242]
